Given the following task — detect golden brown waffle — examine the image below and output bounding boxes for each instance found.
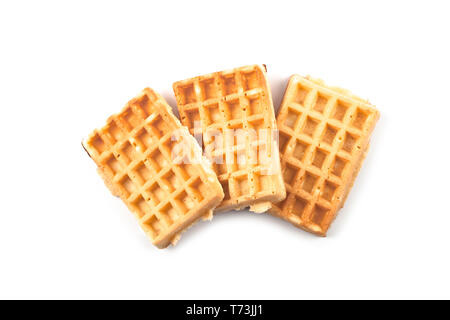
[173,65,286,213]
[269,75,379,236]
[82,88,224,248]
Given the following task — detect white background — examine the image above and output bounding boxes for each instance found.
[0,0,449,299]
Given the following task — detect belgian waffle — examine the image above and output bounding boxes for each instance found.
[269,75,379,236]
[173,65,286,213]
[82,88,224,248]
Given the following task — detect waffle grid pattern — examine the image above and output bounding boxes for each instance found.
[270,76,379,235]
[173,65,285,211]
[83,89,223,248]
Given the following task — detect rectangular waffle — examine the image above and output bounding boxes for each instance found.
[173,65,286,213]
[82,88,224,248]
[269,75,379,236]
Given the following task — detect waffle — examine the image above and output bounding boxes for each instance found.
[82,88,224,248]
[269,75,379,236]
[173,65,286,213]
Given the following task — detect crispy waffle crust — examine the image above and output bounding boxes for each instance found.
[173,65,286,213]
[82,88,224,248]
[269,75,379,236]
